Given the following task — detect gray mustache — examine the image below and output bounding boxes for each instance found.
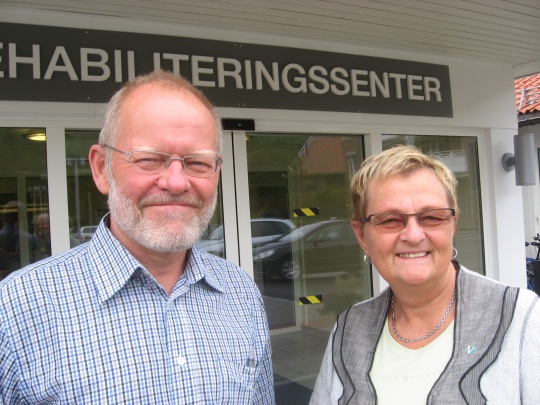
[138,194,203,209]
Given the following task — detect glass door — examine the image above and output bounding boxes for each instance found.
[244,133,370,404]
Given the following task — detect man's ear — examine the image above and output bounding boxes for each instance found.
[351,220,369,255]
[88,145,110,195]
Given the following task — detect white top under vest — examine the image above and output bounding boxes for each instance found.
[370,319,454,405]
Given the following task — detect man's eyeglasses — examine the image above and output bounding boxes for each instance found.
[103,144,222,178]
[362,208,455,232]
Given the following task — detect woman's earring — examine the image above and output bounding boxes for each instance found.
[452,247,458,259]
[363,255,372,265]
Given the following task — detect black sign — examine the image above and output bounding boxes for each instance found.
[0,22,453,117]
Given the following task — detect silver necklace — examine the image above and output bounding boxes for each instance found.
[391,291,456,343]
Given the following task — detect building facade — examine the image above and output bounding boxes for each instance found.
[0,6,533,402]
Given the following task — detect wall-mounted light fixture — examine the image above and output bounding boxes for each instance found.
[25,132,47,142]
[501,133,536,186]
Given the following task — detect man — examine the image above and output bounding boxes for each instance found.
[33,212,80,255]
[0,71,274,404]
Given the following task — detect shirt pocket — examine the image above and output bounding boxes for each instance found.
[217,356,258,402]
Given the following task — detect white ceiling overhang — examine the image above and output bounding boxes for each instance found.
[1,0,539,77]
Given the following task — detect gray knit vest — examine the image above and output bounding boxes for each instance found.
[332,268,519,404]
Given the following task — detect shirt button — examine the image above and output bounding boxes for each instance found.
[176,356,187,366]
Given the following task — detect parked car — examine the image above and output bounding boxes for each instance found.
[77,225,98,243]
[252,219,363,280]
[196,218,296,257]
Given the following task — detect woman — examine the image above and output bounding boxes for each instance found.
[311,145,540,404]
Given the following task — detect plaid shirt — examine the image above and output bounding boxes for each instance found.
[0,215,274,404]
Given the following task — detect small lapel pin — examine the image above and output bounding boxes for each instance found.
[466,345,477,355]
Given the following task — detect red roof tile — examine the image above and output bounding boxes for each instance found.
[515,74,540,114]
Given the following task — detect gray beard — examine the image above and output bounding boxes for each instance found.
[107,178,217,253]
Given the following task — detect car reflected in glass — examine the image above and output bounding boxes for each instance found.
[76,226,98,243]
[252,219,363,280]
[196,218,296,257]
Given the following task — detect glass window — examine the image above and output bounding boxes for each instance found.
[195,190,224,257]
[0,128,50,279]
[65,130,108,244]
[382,135,484,273]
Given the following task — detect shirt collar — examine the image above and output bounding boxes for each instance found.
[88,214,142,301]
[185,246,226,294]
[88,214,225,302]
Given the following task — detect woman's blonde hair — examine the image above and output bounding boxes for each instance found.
[351,145,459,221]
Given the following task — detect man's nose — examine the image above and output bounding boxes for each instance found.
[156,160,191,193]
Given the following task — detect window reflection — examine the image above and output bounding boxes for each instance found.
[0,128,49,279]
[246,134,370,328]
[65,130,108,244]
[246,133,368,403]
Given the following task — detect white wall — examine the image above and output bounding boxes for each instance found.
[0,6,525,287]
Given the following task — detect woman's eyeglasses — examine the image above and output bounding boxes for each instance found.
[362,208,455,232]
